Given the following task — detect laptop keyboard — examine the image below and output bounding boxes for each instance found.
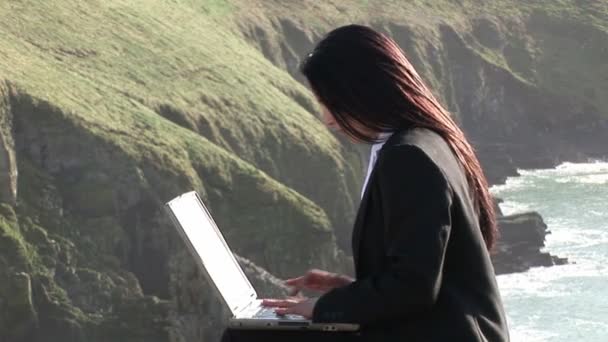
[253,307,278,318]
[252,306,305,320]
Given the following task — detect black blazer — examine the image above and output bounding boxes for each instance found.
[312,128,510,341]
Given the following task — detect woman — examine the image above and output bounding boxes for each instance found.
[223,24,509,341]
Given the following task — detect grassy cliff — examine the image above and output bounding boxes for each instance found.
[0,1,356,340]
[1,0,607,341]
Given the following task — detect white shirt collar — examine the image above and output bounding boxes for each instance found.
[361,132,394,199]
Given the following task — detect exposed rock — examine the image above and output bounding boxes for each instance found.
[493,212,568,275]
[0,81,18,205]
[236,255,290,298]
[167,250,291,342]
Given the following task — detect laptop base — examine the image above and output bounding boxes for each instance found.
[229,318,360,331]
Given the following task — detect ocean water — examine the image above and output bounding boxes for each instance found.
[491,161,608,342]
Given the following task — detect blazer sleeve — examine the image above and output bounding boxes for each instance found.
[312,144,454,325]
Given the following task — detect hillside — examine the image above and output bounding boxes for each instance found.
[1,1,606,341]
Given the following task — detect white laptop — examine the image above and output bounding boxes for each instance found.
[164,191,359,331]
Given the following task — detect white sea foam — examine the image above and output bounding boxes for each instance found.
[577,173,608,184]
[508,327,557,342]
[553,173,608,184]
[588,209,605,217]
[498,264,583,297]
[545,224,602,245]
[490,176,531,194]
[572,318,608,330]
[554,161,608,174]
[497,201,531,216]
[503,161,608,180]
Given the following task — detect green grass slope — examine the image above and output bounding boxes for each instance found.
[0,0,361,245]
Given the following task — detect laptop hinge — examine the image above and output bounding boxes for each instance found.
[234,295,258,316]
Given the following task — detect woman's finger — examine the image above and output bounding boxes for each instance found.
[288,286,301,296]
[285,276,305,295]
[275,306,296,315]
[275,298,315,318]
[284,276,305,286]
[261,299,298,307]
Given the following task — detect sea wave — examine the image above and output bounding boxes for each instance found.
[517,161,608,178]
[497,263,596,296]
[495,161,608,341]
[508,327,557,342]
[490,176,532,194]
[496,200,532,216]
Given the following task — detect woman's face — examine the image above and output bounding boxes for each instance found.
[318,101,377,143]
[319,102,342,133]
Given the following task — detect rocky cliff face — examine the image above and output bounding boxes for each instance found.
[238,9,608,185]
[0,82,349,341]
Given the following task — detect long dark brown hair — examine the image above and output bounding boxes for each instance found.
[300,24,498,251]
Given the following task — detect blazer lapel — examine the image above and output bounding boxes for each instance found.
[351,131,404,268]
[351,162,378,267]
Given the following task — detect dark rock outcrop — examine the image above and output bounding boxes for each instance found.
[493,212,568,275]
[490,198,569,275]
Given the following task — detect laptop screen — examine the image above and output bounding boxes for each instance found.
[165,191,256,313]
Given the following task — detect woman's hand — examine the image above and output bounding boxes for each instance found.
[261,297,318,319]
[261,270,352,319]
[284,269,354,296]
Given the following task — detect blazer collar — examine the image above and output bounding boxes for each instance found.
[382,128,406,149]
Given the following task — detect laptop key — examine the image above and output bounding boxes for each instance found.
[254,307,278,318]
